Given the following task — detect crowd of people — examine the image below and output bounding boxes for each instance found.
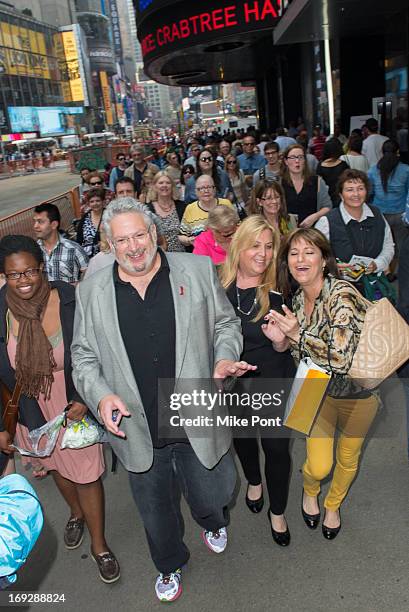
[1,116,409,602]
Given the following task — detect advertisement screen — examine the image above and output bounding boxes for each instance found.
[8,106,84,135]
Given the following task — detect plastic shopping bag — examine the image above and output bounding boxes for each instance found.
[61,414,107,449]
[12,413,65,458]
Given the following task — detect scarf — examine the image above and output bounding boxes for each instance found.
[6,279,56,399]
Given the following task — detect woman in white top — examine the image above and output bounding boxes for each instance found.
[340,133,369,173]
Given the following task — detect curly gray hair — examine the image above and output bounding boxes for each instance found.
[102,197,162,239]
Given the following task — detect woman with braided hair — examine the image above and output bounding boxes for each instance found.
[0,235,120,584]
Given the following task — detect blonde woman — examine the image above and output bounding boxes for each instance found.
[147,172,186,252]
[220,216,295,546]
[138,168,157,206]
[225,154,249,216]
[165,152,182,198]
[193,205,239,264]
[248,180,297,236]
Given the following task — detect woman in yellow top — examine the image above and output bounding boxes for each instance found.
[178,175,232,249]
[248,180,297,236]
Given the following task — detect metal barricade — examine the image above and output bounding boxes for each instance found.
[0,187,80,239]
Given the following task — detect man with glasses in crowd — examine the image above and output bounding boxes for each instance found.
[125,145,158,196]
[109,152,128,191]
[237,134,266,186]
[72,198,255,603]
[183,144,203,170]
[253,141,281,183]
[33,203,88,282]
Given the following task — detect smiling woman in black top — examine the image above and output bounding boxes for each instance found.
[220,215,295,547]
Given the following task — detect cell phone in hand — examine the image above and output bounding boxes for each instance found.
[268,290,285,316]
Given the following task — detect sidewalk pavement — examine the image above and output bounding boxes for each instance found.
[11,378,409,612]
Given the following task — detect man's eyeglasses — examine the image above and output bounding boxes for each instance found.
[200,157,213,162]
[286,155,305,161]
[5,268,41,281]
[90,180,103,185]
[112,227,152,250]
[197,185,215,192]
[243,142,255,146]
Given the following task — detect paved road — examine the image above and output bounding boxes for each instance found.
[6,378,409,612]
[0,167,79,219]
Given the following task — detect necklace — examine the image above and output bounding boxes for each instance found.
[236,286,258,316]
[157,200,174,213]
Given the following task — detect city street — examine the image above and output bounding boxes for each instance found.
[0,167,79,219]
[10,379,409,612]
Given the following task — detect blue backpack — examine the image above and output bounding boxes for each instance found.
[0,474,43,588]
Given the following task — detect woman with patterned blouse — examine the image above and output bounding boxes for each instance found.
[267,228,378,540]
[76,187,105,258]
[147,172,186,252]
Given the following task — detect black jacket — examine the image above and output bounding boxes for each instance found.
[0,281,83,433]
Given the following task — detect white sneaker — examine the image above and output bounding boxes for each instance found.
[202,527,228,553]
[155,568,182,602]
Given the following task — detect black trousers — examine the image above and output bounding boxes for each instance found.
[128,443,237,574]
[233,436,291,515]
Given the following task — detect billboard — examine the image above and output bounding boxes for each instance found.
[99,72,114,125]
[8,106,84,136]
[61,31,86,103]
[0,23,51,79]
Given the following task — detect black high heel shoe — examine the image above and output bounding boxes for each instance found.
[268,510,290,547]
[301,491,320,530]
[322,510,341,540]
[245,485,264,514]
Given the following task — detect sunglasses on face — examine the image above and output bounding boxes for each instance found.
[118,157,125,161]
[227,160,237,164]
[90,180,103,185]
[183,169,193,174]
[200,157,213,162]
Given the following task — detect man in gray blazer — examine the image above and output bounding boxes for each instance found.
[71,198,255,603]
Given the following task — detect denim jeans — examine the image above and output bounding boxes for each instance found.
[128,444,237,574]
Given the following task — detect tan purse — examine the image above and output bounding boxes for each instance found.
[332,281,409,389]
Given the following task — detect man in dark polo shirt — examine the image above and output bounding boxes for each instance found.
[72,198,255,603]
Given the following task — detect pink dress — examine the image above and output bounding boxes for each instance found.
[8,331,104,484]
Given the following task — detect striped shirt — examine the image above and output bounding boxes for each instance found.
[38,235,89,283]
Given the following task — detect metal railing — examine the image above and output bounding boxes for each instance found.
[0,187,81,239]
[0,156,56,177]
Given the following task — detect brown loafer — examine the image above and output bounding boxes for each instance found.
[64,517,84,550]
[91,549,120,584]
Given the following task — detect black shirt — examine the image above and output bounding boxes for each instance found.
[227,284,295,378]
[114,251,176,447]
[283,175,318,224]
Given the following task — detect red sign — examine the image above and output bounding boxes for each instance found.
[140,0,282,58]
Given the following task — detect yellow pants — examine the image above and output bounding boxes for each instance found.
[303,394,379,511]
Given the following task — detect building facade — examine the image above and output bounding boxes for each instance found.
[134,0,408,141]
[0,1,87,140]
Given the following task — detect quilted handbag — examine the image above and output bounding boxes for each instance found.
[332,281,409,389]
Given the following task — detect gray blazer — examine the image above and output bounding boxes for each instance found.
[71,253,242,472]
